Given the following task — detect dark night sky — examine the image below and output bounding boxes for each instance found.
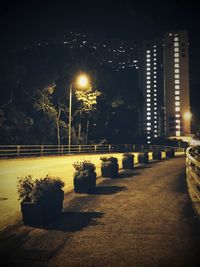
[1,1,200,86]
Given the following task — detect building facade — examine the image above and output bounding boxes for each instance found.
[140,31,191,143]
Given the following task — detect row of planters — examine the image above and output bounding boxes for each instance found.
[17,148,175,227]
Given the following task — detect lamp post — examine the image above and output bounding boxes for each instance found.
[68,74,90,154]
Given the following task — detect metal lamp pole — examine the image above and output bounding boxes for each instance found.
[68,83,72,154]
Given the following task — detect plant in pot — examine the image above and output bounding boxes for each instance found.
[122,153,134,169]
[165,148,175,158]
[100,156,119,178]
[138,152,149,163]
[73,160,96,193]
[17,175,65,226]
[152,151,162,160]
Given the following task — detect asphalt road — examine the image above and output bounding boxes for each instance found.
[0,155,199,267]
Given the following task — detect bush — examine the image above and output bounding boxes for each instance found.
[138,152,149,163]
[17,175,65,203]
[100,156,119,178]
[122,153,134,169]
[165,148,175,158]
[72,160,96,193]
[152,151,162,160]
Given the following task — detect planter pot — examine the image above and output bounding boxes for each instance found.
[122,156,134,169]
[101,161,119,178]
[152,151,162,160]
[165,148,175,158]
[74,171,96,193]
[21,190,64,226]
[138,152,149,163]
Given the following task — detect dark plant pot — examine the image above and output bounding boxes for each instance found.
[74,171,96,193]
[138,152,149,163]
[152,151,162,160]
[122,156,134,169]
[101,161,119,178]
[21,190,64,226]
[165,148,175,158]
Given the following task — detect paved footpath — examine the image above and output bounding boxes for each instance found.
[0,156,200,267]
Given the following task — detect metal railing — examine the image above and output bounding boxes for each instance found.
[186,146,200,201]
[0,144,185,158]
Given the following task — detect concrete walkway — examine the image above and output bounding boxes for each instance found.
[0,156,200,267]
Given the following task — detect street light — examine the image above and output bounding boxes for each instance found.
[68,73,90,153]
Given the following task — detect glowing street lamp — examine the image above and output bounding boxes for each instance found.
[68,73,90,153]
[183,111,192,121]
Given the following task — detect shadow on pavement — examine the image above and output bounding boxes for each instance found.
[45,211,104,232]
[90,185,127,195]
[119,172,140,178]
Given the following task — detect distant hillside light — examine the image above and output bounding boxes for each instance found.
[183,111,192,121]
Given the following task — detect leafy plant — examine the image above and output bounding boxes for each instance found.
[17,175,65,203]
[72,160,95,172]
[100,156,118,165]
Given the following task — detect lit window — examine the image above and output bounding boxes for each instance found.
[175,96,180,100]
[174,37,179,41]
[147,85,151,88]
[147,50,150,53]
[154,67,157,70]
[175,74,179,79]
[154,76,157,79]
[147,68,151,71]
[147,112,151,115]
[175,107,180,111]
[154,58,156,61]
[146,59,151,62]
[174,58,179,63]
[154,62,157,65]
[175,85,180,89]
[175,114,180,117]
[147,141,151,144]
[147,90,151,93]
[147,122,151,126]
[175,91,180,95]
[174,47,179,52]
[154,107,157,110]
[146,63,151,66]
[147,94,151,97]
[147,81,151,84]
[154,85,157,87]
[176,125,180,129]
[175,101,180,106]
[154,93,157,97]
[174,42,179,47]
[155,125,157,128]
[175,63,179,68]
[176,119,180,123]
[154,98,157,101]
[147,116,151,120]
[146,54,150,58]
[147,98,151,101]
[154,130,157,132]
[147,136,151,139]
[147,76,151,80]
[147,127,151,130]
[154,112,157,115]
[174,53,179,57]
[176,131,180,136]
[154,80,157,83]
[147,108,151,111]
[174,69,179,73]
[154,135,158,137]
[147,72,151,75]
[147,103,151,106]
[154,53,156,56]
[175,80,180,84]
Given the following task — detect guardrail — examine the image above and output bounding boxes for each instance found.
[0,144,185,158]
[186,146,200,218]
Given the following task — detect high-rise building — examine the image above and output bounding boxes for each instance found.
[140,31,191,142]
[163,31,191,137]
